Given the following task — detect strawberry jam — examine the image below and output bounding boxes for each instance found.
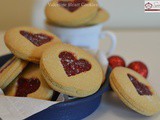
[59,51,91,77]
[16,77,41,97]
[20,31,53,46]
[128,74,152,95]
[58,0,88,12]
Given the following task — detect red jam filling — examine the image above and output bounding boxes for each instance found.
[59,51,91,77]
[16,77,41,97]
[0,57,16,74]
[20,30,53,46]
[127,74,152,95]
[58,0,88,12]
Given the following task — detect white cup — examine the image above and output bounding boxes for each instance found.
[46,23,117,55]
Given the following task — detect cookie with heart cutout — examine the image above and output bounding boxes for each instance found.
[40,43,104,97]
[4,26,61,63]
[45,0,98,27]
[5,63,54,100]
[86,8,109,25]
[0,56,28,89]
[110,67,160,116]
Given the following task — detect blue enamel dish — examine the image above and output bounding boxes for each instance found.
[0,54,111,120]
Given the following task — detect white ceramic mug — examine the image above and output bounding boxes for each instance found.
[46,23,117,55]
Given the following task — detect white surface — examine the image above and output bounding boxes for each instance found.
[85,29,160,120]
[0,30,160,120]
[99,0,160,29]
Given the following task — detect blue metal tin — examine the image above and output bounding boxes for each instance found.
[0,54,111,120]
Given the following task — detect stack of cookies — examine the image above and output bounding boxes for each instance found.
[0,26,104,100]
[45,0,109,27]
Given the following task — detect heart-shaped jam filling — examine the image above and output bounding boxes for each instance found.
[16,77,41,97]
[127,74,152,95]
[59,51,91,77]
[20,31,53,46]
[58,0,88,12]
[0,57,16,74]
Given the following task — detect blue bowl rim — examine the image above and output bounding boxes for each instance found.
[0,54,111,106]
[54,66,111,107]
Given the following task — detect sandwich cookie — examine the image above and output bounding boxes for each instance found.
[5,26,61,63]
[86,8,109,25]
[0,56,28,89]
[110,67,160,116]
[5,63,54,100]
[45,0,98,27]
[40,43,104,97]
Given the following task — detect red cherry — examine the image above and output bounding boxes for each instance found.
[108,56,126,69]
[128,61,148,78]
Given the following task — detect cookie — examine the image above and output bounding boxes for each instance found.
[45,0,98,27]
[5,26,61,63]
[40,43,103,97]
[110,67,160,116]
[0,56,28,89]
[86,8,109,25]
[5,63,54,100]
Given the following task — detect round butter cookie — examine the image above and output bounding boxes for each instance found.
[5,26,61,63]
[5,63,54,100]
[0,56,28,89]
[40,43,103,97]
[110,67,160,116]
[86,8,109,25]
[45,0,98,27]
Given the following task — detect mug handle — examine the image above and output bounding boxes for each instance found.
[100,30,117,55]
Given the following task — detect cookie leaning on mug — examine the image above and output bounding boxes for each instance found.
[86,8,109,26]
[40,43,104,97]
[45,0,99,27]
[110,67,160,116]
[4,26,61,63]
[5,63,54,100]
[0,56,28,89]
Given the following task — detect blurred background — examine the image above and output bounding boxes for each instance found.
[1,0,160,30]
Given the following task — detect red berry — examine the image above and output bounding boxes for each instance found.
[128,61,148,78]
[108,56,126,69]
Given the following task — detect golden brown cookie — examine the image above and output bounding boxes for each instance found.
[5,63,54,100]
[5,26,61,63]
[110,67,160,116]
[0,56,28,89]
[40,43,104,97]
[45,0,98,27]
[86,8,109,25]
